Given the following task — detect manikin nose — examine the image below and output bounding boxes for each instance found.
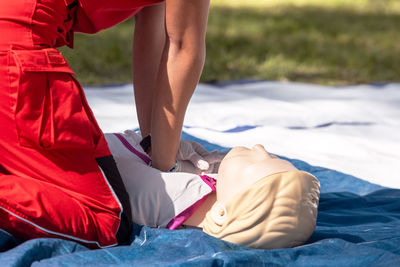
[252,144,267,152]
[252,144,271,155]
[252,144,279,159]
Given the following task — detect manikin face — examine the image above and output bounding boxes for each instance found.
[216,144,298,205]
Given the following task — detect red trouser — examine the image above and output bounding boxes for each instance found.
[0,0,159,248]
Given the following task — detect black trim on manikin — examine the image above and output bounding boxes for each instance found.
[96,155,133,245]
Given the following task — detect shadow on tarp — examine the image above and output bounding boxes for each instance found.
[0,132,399,266]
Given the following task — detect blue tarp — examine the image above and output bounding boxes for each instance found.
[1,133,399,266]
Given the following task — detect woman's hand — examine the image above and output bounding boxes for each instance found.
[176,140,225,174]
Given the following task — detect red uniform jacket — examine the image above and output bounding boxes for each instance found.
[0,0,161,248]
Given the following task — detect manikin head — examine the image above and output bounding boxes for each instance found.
[201,145,320,249]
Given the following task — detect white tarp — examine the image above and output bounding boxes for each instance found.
[84,81,400,189]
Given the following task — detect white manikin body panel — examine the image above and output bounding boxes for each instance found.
[105,131,215,229]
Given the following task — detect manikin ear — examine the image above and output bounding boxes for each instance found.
[210,202,227,226]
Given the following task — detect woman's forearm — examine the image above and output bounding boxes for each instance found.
[132,3,166,138]
[151,42,206,170]
[150,0,210,171]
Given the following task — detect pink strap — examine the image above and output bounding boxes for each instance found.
[113,133,151,165]
[166,175,216,229]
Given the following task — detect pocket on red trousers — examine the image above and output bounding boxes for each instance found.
[8,48,100,150]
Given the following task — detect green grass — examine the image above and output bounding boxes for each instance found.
[60,0,400,85]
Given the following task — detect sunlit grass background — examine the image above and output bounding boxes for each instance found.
[60,0,400,85]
